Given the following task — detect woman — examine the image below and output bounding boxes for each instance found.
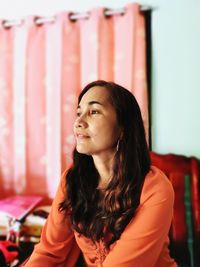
[24,80,177,267]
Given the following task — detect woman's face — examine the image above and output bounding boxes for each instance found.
[73,86,121,158]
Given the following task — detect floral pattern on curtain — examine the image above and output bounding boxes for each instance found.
[0,3,149,198]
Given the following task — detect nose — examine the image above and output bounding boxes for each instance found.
[74,114,87,128]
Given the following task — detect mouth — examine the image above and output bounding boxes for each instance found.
[76,133,90,139]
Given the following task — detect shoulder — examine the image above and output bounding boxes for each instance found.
[52,168,71,202]
[59,167,72,191]
[119,166,175,240]
[140,166,175,207]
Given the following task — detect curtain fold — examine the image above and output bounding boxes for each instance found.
[0,3,149,198]
[25,17,47,195]
[0,21,14,197]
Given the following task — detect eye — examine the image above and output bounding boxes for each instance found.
[90,110,99,115]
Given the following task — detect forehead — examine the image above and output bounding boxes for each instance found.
[79,86,111,105]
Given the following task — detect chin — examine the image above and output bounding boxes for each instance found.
[76,146,91,155]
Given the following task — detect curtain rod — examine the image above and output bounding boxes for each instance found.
[2,5,152,28]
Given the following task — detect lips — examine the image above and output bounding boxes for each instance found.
[76,133,90,139]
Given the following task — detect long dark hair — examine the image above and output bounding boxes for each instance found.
[59,80,150,247]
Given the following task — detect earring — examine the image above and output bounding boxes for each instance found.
[116,139,120,152]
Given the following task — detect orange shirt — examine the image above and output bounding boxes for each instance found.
[23,166,177,267]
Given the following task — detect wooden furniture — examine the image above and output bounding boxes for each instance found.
[150,151,200,267]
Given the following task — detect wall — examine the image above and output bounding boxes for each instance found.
[0,0,199,158]
[151,0,200,158]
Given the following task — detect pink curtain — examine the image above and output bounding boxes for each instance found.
[0,3,149,198]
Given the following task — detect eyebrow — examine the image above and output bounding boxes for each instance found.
[77,101,104,108]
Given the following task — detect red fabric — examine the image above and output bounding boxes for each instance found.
[0,240,18,263]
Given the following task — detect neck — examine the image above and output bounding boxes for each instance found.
[92,153,115,189]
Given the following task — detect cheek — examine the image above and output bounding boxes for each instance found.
[94,123,120,141]
[73,118,78,131]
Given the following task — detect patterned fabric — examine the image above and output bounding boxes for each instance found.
[0,3,148,198]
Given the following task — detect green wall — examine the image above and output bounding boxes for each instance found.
[150,0,200,157]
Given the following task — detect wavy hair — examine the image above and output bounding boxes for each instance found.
[59,80,150,248]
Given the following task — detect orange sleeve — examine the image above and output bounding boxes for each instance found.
[23,170,80,267]
[102,167,175,267]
